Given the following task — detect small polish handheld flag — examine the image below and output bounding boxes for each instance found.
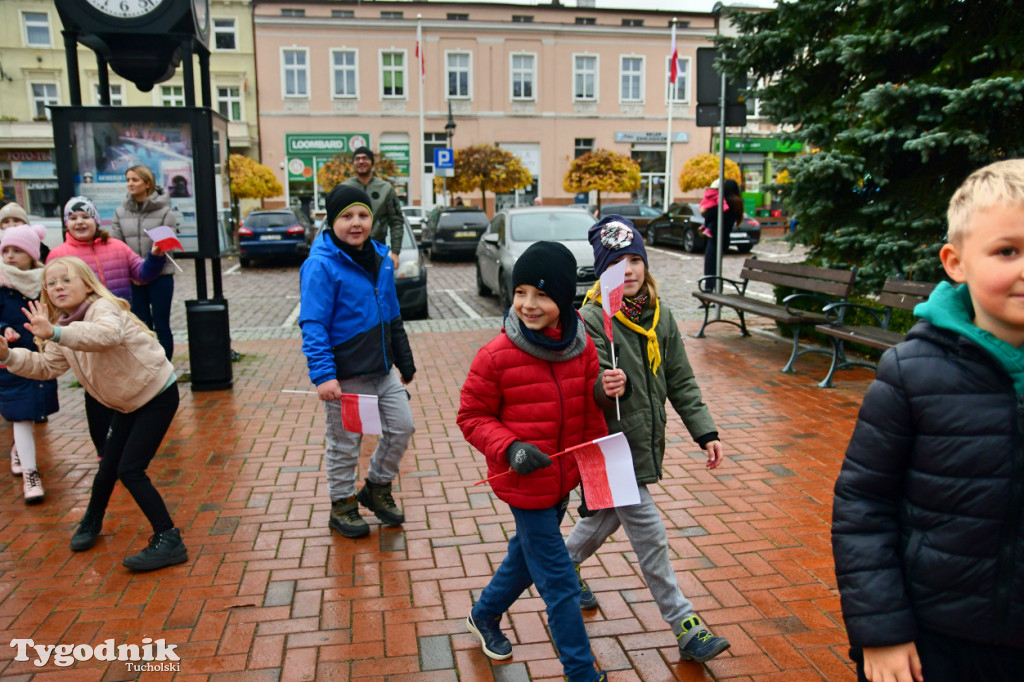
[600,258,627,342]
[145,226,184,252]
[340,393,382,435]
[571,433,640,510]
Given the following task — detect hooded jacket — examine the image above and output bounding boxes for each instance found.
[47,235,165,302]
[111,187,179,277]
[833,293,1024,648]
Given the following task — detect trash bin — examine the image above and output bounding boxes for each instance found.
[186,298,233,391]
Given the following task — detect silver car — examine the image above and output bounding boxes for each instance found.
[475,206,598,310]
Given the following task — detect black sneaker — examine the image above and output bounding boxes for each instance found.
[329,497,370,538]
[466,611,512,660]
[70,512,103,552]
[356,479,404,526]
[677,615,730,662]
[123,528,189,571]
[576,564,598,610]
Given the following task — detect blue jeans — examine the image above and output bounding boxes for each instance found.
[131,275,175,360]
[474,497,598,682]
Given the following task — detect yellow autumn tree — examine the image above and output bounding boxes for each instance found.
[228,154,283,234]
[434,144,532,211]
[563,149,641,210]
[317,152,400,191]
[677,153,741,192]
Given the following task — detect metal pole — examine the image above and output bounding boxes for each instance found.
[96,54,110,105]
[715,66,727,299]
[63,31,82,106]
[417,16,426,209]
[662,19,677,210]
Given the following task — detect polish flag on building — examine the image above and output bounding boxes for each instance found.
[145,226,183,252]
[669,31,679,85]
[415,40,425,81]
[340,394,382,434]
[570,433,640,510]
[600,258,627,342]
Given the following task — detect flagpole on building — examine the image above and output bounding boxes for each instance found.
[663,18,677,210]
[416,16,426,210]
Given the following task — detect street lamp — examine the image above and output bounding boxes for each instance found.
[444,100,456,205]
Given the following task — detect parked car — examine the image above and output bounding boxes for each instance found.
[420,206,489,260]
[569,203,600,219]
[600,203,661,239]
[475,206,598,309]
[647,202,761,254]
[401,206,425,240]
[237,208,315,267]
[385,218,429,320]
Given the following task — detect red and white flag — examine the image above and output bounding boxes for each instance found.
[669,30,679,85]
[415,40,425,82]
[571,433,639,510]
[600,258,627,342]
[340,393,382,434]
[145,226,183,252]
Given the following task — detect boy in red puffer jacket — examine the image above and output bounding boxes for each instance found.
[457,241,608,682]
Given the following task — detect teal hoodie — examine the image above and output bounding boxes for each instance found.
[914,281,1024,393]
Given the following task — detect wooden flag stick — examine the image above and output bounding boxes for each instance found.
[474,448,572,486]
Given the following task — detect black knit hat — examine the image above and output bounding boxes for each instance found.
[588,214,648,278]
[512,241,578,326]
[325,184,373,228]
[352,146,374,164]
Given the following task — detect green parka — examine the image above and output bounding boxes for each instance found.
[580,300,717,484]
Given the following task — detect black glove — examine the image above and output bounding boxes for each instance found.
[506,441,552,476]
[578,487,597,518]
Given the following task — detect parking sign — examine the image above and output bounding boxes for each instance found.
[434,148,454,169]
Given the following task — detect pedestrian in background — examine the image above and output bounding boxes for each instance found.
[0,256,187,571]
[571,215,731,663]
[0,202,49,262]
[702,178,743,291]
[457,241,608,682]
[299,184,415,539]
[341,147,404,269]
[111,165,179,360]
[0,224,58,503]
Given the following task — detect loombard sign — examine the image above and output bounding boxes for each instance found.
[285,133,370,156]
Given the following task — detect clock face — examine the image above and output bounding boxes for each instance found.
[85,0,167,19]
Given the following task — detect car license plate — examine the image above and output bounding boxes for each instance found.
[576,283,591,296]
[260,234,282,241]
[454,231,477,238]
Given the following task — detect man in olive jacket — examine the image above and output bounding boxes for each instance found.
[341,147,403,268]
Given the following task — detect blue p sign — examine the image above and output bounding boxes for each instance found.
[434,148,454,169]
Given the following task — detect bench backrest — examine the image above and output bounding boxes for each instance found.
[740,258,856,297]
[878,279,937,311]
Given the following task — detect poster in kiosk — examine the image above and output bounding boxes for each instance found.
[50,105,235,390]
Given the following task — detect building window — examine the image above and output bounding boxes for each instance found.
[622,19,643,27]
[282,49,309,98]
[160,85,185,107]
[447,13,469,21]
[281,9,304,16]
[446,52,470,99]
[381,51,405,98]
[668,56,690,103]
[745,77,763,118]
[512,15,534,23]
[575,138,594,159]
[332,10,354,18]
[94,83,123,106]
[575,17,596,25]
[573,55,597,101]
[31,83,58,120]
[424,132,448,173]
[24,12,50,47]
[213,19,236,51]
[620,57,643,102]
[511,54,535,101]
[332,50,358,98]
[217,86,242,120]
[381,11,403,19]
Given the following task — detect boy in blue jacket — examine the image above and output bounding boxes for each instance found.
[833,158,1024,682]
[299,185,416,539]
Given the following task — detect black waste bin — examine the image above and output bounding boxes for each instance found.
[186,298,233,391]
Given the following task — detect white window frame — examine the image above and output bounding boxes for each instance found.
[572,53,598,102]
[666,55,691,104]
[213,17,237,52]
[23,11,51,48]
[445,50,472,100]
[509,52,536,102]
[216,85,243,121]
[94,83,124,106]
[281,47,310,99]
[30,82,59,120]
[330,49,359,99]
[380,49,407,99]
[159,84,186,107]
[619,55,644,103]
[745,77,764,118]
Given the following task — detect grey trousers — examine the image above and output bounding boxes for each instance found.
[322,369,415,501]
[565,485,695,636]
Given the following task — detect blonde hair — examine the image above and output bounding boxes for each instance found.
[126,165,156,196]
[947,158,1024,245]
[38,257,155,347]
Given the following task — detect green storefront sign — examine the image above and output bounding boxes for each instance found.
[724,138,803,154]
[379,142,410,176]
[285,133,371,182]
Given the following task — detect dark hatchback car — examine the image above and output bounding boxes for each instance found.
[600,203,661,239]
[238,208,315,267]
[647,202,761,254]
[420,206,490,260]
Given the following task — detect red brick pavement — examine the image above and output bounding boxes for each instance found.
[0,319,874,680]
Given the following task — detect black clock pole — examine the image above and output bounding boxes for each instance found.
[62,31,82,106]
[96,54,110,106]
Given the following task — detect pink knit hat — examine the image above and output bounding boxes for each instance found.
[0,223,47,263]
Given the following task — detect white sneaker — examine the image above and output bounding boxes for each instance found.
[11,445,23,477]
[23,470,43,504]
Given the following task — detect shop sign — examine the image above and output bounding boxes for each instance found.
[614,131,690,144]
[12,161,56,179]
[379,142,410,176]
[285,133,370,156]
[4,150,52,162]
[725,138,802,153]
[287,156,315,182]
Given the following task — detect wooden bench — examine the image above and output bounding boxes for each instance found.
[692,258,857,374]
[814,278,937,388]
